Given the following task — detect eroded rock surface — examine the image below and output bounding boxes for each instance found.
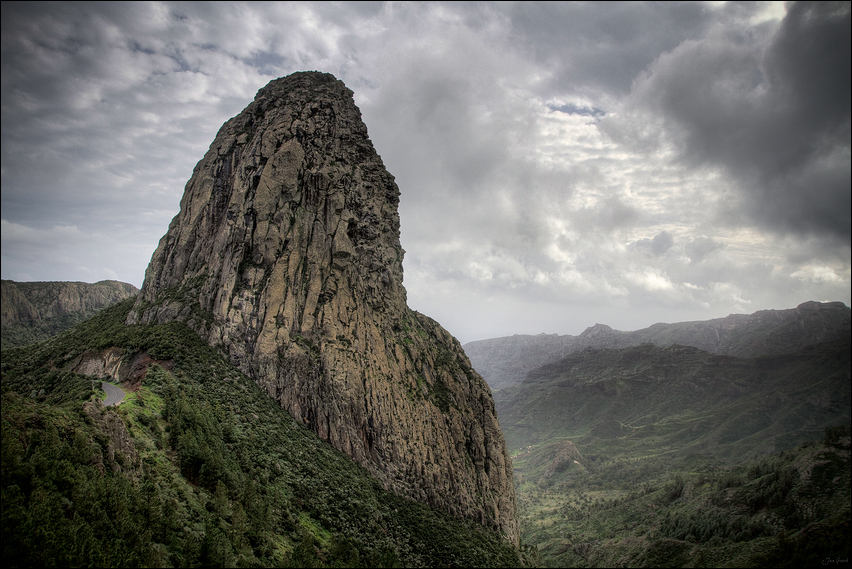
[1,280,138,349]
[71,348,174,391]
[1,280,138,325]
[128,72,517,542]
[82,402,141,474]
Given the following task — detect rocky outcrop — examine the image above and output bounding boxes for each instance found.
[541,440,585,480]
[70,348,174,391]
[82,402,141,474]
[1,280,139,349]
[465,301,851,391]
[0,281,40,325]
[128,72,517,542]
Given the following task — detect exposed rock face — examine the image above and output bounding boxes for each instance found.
[70,348,174,392]
[1,280,138,326]
[128,72,517,542]
[542,440,584,480]
[0,281,40,325]
[82,402,141,474]
[1,280,139,349]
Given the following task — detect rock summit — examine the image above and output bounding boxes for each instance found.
[129,72,517,542]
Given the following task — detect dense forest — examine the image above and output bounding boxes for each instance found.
[513,429,850,567]
[1,299,536,567]
[2,297,849,567]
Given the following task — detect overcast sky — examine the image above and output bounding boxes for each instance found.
[2,1,850,343]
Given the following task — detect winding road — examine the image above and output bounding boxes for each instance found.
[101,382,126,406]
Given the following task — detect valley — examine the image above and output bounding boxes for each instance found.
[1,68,848,568]
[513,433,850,567]
[3,297,847,567]
[482,314,851,568]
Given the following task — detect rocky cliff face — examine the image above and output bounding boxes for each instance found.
[128,72,517,543]
[1,280,138,349]
[1,280,138,326]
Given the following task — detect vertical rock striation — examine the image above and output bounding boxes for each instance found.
[1,280,138,349]
[1,280,138,326]
[129,72,517,543]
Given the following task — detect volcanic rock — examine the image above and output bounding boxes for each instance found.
[1,280,138,326]
[128,72,517,542]
[1,280,138,349]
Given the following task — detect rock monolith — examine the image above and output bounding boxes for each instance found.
[129,72,518,543]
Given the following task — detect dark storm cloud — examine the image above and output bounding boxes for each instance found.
[608,1,851,244]
[0,1,265,283]
[1,2,848,342]
[498,1,715,98]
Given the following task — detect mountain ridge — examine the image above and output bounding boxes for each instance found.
[465,300,850,391]
[495,334,851,458]
[1,279,139,349]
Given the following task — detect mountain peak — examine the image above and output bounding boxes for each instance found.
[579,323,616,338]
[128,72,518,543]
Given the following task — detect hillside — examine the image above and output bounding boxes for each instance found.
[465,301,851,391]
[1,299,534,567]
[492,338,850,567]
[1,280,138,350]
[495,338,851,458]
[514,432,850,568]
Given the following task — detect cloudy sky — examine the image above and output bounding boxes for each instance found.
[2,1,849,343]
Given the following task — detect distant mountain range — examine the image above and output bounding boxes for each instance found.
[494,336,851,459]
[465,301,851,391]
[485,306,850,567]
[1,279,138,349]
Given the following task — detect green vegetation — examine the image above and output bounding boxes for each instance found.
[7,293,845,568]
[496,342,851,460]
[1,311,106,350]
[2,300,530,567]
[497,341,851,567]
[513,433,850,567]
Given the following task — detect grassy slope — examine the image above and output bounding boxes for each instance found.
[495,341,851,567]
[1,299,534,568]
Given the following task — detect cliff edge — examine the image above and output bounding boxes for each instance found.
[128,72,518,543]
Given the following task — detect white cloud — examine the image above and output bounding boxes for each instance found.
[1,219,148,286]
[1,2,848,343]
[790,265,845,284]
